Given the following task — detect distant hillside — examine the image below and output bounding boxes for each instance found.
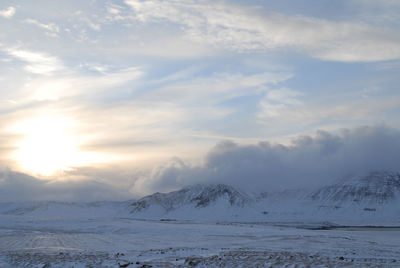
[129,171,400,225]
[310,171,400,205]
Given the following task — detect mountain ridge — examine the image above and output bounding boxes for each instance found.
[130,183,253,213]
[309,171,400,205]
[128,171,400,224]
[1,171,400,225]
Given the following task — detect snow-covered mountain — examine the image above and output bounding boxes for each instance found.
[310,171,400,205]
[130,184,252,213]
[0,200,130,219]
[128,171,400,224]
[1,171,400,225]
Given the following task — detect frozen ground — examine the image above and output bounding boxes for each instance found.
[1,213,400,267]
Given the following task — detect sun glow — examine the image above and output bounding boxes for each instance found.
[11,116,84,176]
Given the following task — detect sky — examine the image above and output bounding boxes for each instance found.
[0,0,400,201]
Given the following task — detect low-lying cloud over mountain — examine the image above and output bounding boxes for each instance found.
[136,125,400,194]
[0,169,132,202]
[1,125,399,201]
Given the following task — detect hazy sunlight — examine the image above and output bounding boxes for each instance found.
[11,117,82,176]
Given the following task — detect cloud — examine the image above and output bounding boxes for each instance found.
[141,71,292,104]
[22,66,142,101]
[137,126,400,194]
[257,90,400,128]
[258,88,302,118]
[2,125,400,201]
[6,49,64,75]
[0,168,133,202]
[83,18,101,31]
[24,19,60,37]
[1,46,142,101]
[350,0,400,32]
[0,7,15,19]
[124,0,400,62]
[107,3,124,18]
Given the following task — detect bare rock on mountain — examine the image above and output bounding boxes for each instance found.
[310,171,400,205]
[130,184,253,213]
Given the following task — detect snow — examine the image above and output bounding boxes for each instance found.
[129,172,400,225]
[0,211,399,267]
[1,171,400,267]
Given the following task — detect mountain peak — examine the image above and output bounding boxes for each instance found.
[130,183,253,213]
[310,171,400,204]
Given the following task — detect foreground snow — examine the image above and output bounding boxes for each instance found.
[0,213,400,267]
[1,172,400,267]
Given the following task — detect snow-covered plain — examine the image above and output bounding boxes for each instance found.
[1,172,400,267]
[0,202,400,267]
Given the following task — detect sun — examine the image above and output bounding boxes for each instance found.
[11,116,82,176]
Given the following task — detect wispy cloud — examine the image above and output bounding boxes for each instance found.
[259,88,302,118]
[141,71,292,104]
[106,3,124,21]
[125,0,400,62]
[6,49,64,75]
[24,18,60,37]
[2,46,142,100]
[0,6,15,19]
[257,91,400,130]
